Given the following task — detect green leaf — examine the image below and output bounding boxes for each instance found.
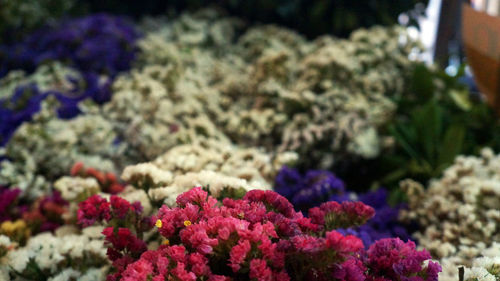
[389,125,419,160]
[409,64,435,102]
[437,125,466,170]
[412,101,443,167]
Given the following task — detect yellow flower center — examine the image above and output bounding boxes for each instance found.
[184,220,192,227]
[155,219,163,228]
[162,239,170,245]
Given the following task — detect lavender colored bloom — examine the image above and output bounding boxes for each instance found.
[274,166,349,213]
[0,84,48,145]
[1,14,140,77]
[274,167,411,247]
[0,14,139,145]
[336,189,411,247]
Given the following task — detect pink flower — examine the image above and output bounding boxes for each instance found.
[176,186,211,207]
[244,190,297,219]
[325,231,364,255]
[77,194,111,226]
[273,271,291,281]
[121,259,153,281]
[166,245,187,263]
[249,259,273,281]
[189,253,209,276]
[332,258,367,281]
[179,222,218,254]
[208,275,230,281]
[110,195,133,219]
[291,235,325,253]
[366,238,441,281]
[171,262,196,281]
[229,239,252,272]
[102,227,147,257]
[309,201,374,230]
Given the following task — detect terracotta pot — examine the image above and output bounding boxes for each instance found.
[462,3,500,112]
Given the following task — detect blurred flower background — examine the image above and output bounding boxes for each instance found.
[1,1,500,281]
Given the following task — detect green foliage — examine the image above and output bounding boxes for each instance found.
[377,64,500,188]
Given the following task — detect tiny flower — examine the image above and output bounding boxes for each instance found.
[156,219,163,228]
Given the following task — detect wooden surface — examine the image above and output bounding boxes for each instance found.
[462,3,500,111]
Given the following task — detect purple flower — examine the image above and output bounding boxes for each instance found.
[0,84,48,145]
[1,14,140,77]
[274,167,349,212]
[274,167,411,247]
[366,238,441,281]
[0,186,21,222]
[335,189,411,247]
[0,14,140,146]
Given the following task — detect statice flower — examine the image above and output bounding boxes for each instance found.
[0,84,48,145]
[83,186,439,281]
[0,187,22,223]
[3,230,107,280]
[0,185,68,243]
[1,14,139,78]
[71,162,125,194]
[366,238,441,281]
[309,201,375,230]
[275,167,410,246]
[274,166,349,212]
[0,14,139,146]
[460,255,500,281]
[338,188,411,247]
[78,194,152,280]
[21,190,68,233]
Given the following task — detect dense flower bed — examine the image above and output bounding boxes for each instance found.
[0,7,499,281]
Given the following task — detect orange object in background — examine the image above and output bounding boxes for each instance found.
[462,4,500,112]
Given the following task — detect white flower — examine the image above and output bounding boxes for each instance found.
[464,267,496,281]
[121,187,153,214]
[121,163,173,187]
[7,248,30,272]
[54,176,100,201]
[48,268,81,281]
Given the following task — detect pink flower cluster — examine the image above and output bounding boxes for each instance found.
[104,227,149,281]
[77,195,143,227]
[77,187,440,281]
[309,201,375,230]
[366,238,441,281]
[77,194,152,281]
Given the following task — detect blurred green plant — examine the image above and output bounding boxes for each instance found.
[83,0,428,37]
[378,64,500,188]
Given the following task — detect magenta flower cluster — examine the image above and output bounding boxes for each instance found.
[78,187,441,281]
[0,186,68,235]
[78,193,152,281]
